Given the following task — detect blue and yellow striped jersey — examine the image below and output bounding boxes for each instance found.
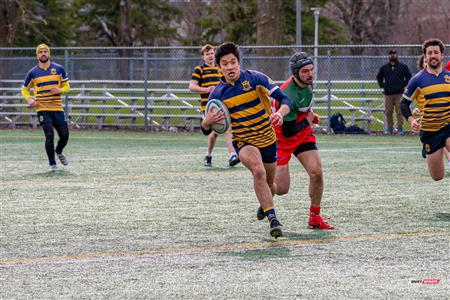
[209,70,279,148]
[191,64,221,112]
[403,69,450,131]
[23,62,68,112]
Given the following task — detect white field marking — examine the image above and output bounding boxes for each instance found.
[1,231,448,266]
[0,134,418,145]
[0,153,200,163]
[208,146,419,153]
[0,146,421,167]
[0,134,206,142]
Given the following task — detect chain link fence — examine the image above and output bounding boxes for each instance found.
[1,44,448,132]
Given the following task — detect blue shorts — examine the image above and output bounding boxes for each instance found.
[420,123,450,158]
[37,111,66,126]
[232,141,278,164]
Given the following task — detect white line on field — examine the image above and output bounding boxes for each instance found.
[1,231,448,266]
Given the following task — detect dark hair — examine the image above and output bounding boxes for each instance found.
[422,38,445,55]
[201,44,214,55]
[416,54,425,70]
[215,42,240,66]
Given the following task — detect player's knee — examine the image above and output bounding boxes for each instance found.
[276,185,289,196]
[44,130,54,140]
[309,167,323,182]
[252,166,266,182]
[431,174,444,181]
[60,132,69,142]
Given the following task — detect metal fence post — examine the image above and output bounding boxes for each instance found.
[326,48,332,133]
[144,49,149,131]
[64,49,70,122]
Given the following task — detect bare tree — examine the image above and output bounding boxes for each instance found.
[324,0,400,54]
[256,0,284,78]
[0,0,20,84]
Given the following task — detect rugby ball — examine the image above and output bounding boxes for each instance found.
[205,99,231,134]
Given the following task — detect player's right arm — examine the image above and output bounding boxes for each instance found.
[400,75,420,132]
[21,70,41,108]
[189,66,214,94]
[189,80,214,94]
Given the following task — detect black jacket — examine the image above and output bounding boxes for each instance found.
[376,61,412,95]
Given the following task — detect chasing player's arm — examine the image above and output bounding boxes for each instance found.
[270,89,293,127]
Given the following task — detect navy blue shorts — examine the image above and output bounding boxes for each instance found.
[37,111,66,126]
[232,141,278,164]
[420,123,450,158]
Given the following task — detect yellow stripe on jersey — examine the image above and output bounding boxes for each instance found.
[256,85,272,116]
[225,90,259,108]
[420,83,449,95]
[33,74,61,86]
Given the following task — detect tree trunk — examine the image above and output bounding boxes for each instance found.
[256,0,284,79]
[118,0,133,80]
[0,0,20,84]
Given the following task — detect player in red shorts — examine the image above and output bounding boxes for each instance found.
[257,52,334,229]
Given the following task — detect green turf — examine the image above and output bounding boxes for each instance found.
[1,130,449,298]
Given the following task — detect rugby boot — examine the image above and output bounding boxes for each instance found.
[308,214,334,230]
[228,154,240,167]
[203,155,212,167]
[256,206,265,220]
[269,219,283,238]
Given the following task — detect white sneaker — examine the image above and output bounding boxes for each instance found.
[49,165,57,172]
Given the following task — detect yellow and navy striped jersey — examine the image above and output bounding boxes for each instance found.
[23,62,68,112]
[191,64,221,112]
[403,69,450,131]
[209,70,280,148]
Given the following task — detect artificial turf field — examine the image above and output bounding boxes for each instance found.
[1,129,449,299]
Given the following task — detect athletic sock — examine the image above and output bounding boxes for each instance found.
[310,204,321,216]
[263,207,277,222]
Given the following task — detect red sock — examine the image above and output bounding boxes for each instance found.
[310,205,320,215]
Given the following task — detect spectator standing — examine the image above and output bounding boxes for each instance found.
[377,49,412,135]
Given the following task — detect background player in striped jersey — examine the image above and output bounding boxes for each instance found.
[401,38,450,181]
[189,44,239,167]
[201,42,293,238]
[22,44,71,171]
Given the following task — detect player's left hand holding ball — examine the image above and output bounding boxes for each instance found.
[203,108,225,128]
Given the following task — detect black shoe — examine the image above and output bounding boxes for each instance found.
[228,154,240,167]
[269,219,283,238]
[256,206,265,220]
[203,155,212,167]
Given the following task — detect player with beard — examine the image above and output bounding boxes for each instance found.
[22,44,71,171]
[258,52,334,229]
[401,38,450,181]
